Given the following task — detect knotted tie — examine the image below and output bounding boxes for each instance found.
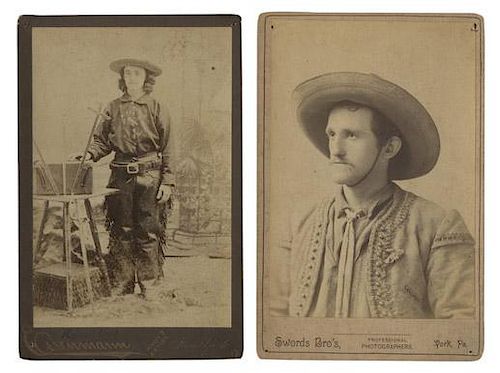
[334,208,365,318]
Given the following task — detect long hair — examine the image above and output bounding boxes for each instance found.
[118,68,156,94]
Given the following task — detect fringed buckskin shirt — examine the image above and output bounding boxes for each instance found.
[270,183,475,318]
[88,93,175,186]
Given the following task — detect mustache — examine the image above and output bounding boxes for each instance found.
[329,158,352,166]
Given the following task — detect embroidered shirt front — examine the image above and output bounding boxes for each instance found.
[270,183,475,318]
[310,183,396,317]
[88,93,175,185]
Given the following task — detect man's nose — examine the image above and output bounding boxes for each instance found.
[329,137,346,157]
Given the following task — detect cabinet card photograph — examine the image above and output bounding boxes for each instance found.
[258,13,483,360]
[19,15,242,359]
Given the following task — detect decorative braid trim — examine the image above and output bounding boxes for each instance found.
[433,232,474,245]
[290,198,334,316]
[367,190,416,318]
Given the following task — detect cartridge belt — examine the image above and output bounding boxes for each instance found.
[110,152,162,175]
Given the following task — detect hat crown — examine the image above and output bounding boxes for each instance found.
[110,58,162,77]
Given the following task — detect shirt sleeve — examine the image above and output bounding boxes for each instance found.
[426,209,475,318]
[155,102,175,186]
[87,104,113,162]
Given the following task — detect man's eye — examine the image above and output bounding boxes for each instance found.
[327,131,335,138]
[347,132,357,139]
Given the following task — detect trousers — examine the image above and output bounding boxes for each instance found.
[105,166,162,288]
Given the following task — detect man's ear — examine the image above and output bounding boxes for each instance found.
[383,136,402,160]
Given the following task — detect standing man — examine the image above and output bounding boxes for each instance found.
[82,58,174,298]
[271,72,475,318]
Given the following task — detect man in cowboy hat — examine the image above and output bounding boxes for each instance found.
[78,58,174,298]
[271,72,475,318]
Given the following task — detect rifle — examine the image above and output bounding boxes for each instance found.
[69,106,111,194]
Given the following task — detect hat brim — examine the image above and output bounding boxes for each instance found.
[293,72,440,180]
[110,58,162,77]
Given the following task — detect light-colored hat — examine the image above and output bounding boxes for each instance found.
[293,72,440,180]
[110,58,162,77]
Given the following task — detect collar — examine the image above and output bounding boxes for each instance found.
[119,92,152,105]
[335,182,396,220]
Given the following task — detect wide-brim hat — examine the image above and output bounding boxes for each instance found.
[110,58,162,77]
[293,72,440,180]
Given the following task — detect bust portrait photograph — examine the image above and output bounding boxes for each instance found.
[258,13,482,359]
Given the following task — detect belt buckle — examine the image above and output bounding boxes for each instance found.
[126,162,139,174]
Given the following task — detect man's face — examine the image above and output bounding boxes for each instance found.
[326,106,383,186]
[123,65,147,92]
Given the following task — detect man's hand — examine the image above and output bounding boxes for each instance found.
[156,184,174,204]
[68,152,93,162]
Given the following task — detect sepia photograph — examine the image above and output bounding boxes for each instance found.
[19,15,242,359]
[258,13,483,360]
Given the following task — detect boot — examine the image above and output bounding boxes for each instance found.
[138,281,147,299]
[152,277,164,287]
[120,280,135,295]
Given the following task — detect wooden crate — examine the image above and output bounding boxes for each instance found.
[33,161,93,195]
[33,262,106,310]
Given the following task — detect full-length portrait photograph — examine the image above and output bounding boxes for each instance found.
[21,17,240,342]
[258,13,483,360]
[20,16,242,360]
